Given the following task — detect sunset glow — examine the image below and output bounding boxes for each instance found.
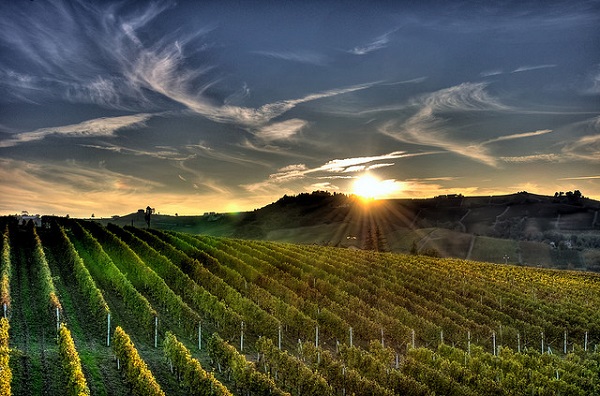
[352,175,402,200]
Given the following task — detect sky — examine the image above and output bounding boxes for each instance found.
[0,0,599,217]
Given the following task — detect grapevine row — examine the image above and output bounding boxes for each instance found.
[112,326,165,396]
[163,331,232,396]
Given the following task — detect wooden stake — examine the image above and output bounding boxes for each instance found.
[411,329,415,349]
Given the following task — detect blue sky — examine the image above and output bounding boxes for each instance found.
[0,0,599,217]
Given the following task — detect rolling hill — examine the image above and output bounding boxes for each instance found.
[102,191,600,272]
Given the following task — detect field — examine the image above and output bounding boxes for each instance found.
[2,216,600,395]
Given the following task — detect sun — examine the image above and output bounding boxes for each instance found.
[352,174,400,200]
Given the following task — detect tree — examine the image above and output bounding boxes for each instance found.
[144,206,155,229]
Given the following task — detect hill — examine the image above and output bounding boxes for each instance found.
[103,191,600,272]
[2,218,600,395]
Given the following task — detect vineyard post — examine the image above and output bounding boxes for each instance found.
[3,303,6,318]
[411,329,415,349]
[315,325,319,348]
[395,353,399,369]
[107,313,111,347]
[467,331,471,355]
[440,330,444,345]
[154,316,158,348]
[240,321,244,352]
[342,366,346,396]
[278,324,282,350]
[492,331,496,356]
[541,332,544,354]
[517,332,521,353]
[198,322,202,350]
[349,327,353,348]
[56,307,60,333]
[564,330,567,354]
[584,331,588,352]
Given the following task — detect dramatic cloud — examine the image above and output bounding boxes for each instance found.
[254,119,308,142]
[381,83,508,166]
[0,114,152,148]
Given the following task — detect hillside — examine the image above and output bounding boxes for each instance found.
[103,191,600,272]
[2,217,600,395]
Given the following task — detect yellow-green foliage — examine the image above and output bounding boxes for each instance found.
[207,333,289,396]
[163,331,232,396]
[31,227,62,312]
[1,226,11,310]
[0,317,11,396]
[57,324,90,396]
[113,326,165,396]
[57,227,109,323]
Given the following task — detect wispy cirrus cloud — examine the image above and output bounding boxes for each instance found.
[480,69,504,77]
[0,1,376,129]
[558,175,600,181]
[480,64,556,78]
[0,114,152,148]
[254,119,308,142]
[500,154,563,163]
[381,82,509,166]
[252,50,329,66]
[81,143,194,162]
[348,28,397,55]
[213,82,377,127]
[482,129,553,144]
[511,64,556,73]
[241,151,433,192]
[562,134,600,161]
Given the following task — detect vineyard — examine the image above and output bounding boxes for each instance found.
[1,216,600,395]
